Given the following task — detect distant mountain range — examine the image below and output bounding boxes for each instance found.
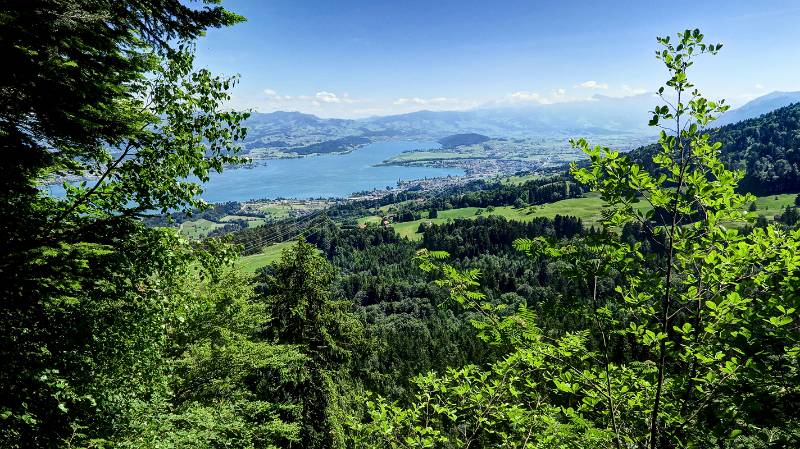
[241,91,800,155]
[361,93,659,137]
[715,91,800,127]
[629,101,800,195]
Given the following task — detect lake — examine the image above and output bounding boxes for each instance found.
[44,141,464,203]
[191,140,461,202]
[45,141,461,203]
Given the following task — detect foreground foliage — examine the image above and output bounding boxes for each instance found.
[1,1,251,446]
[4,4,799,448]
[351,29,800,449]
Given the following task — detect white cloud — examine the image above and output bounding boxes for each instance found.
[509,91,542,102]
[394,97,429,105]
[392,97,461,106]
[263,89,359,105]
[397,96,475,114]
[621,84,648,95]
[500,84,647,106]
[315,91,341,103]
[577,80,609,89]
[261,88,360,106]
[314,91,358,104]
[755,83,765,90]
[253,88,373,116]
[504,90,572,105]
[263,88,292,100]
[249,83,659,118]
[254,88,480,117]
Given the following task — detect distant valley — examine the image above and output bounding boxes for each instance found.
[240,93,661,160]
[240,91,800,162]
[173,99,800,241]
[235,91,800,186]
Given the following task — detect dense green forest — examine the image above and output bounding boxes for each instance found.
[292,136,372,155]
[2,2,800,448]
[230,175,585,252]
[438,133,492,148]
[629,101,800,195]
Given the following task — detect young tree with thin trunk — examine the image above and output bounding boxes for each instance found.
[351,29,800,449]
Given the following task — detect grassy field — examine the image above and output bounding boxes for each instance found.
[219,215,267,229]
[385,151,475,163]
[748,194,797,219]
[237,240,296,273]
[179,216,267,239]
[236,194,797,270]
[219,214,255,222]
[246,219,267,228]
[357,215,382,225]
[500,173,540,185]
[178,219,225,239]
[362,194,613,240]
[364,192,798,241]
[242,201,330,220]
[390,207,483,239]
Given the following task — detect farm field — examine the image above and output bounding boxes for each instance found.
[361,195,608,240]
[359,194,613,240]
[747,193,796,219]
[365,192,798,241]
[384,151,476,163]
[178,219,225,239]
[501,173,540,185]
[237,240,297,273]
[357,215,383,225]
[241,200,331,220]
[219,215,268,228]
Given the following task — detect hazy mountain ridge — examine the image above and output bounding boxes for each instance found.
[716,91,800,126]
[240,91,800,157]
[628,101,800,195]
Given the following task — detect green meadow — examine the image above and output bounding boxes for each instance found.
[363,192,798,241]
[236,240,297,273]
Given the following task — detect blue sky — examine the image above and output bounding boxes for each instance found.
[194,0,800,118]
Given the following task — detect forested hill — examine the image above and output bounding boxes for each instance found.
[628,102,800,194]
[437,133,491,148]
[715,91,800,127]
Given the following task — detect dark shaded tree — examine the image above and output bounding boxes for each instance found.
[0,1,247,446]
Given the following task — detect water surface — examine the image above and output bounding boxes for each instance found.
[45,141,463,203]
[197,140,462,202]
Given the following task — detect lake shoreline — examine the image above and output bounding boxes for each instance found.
[46,141,465,203]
